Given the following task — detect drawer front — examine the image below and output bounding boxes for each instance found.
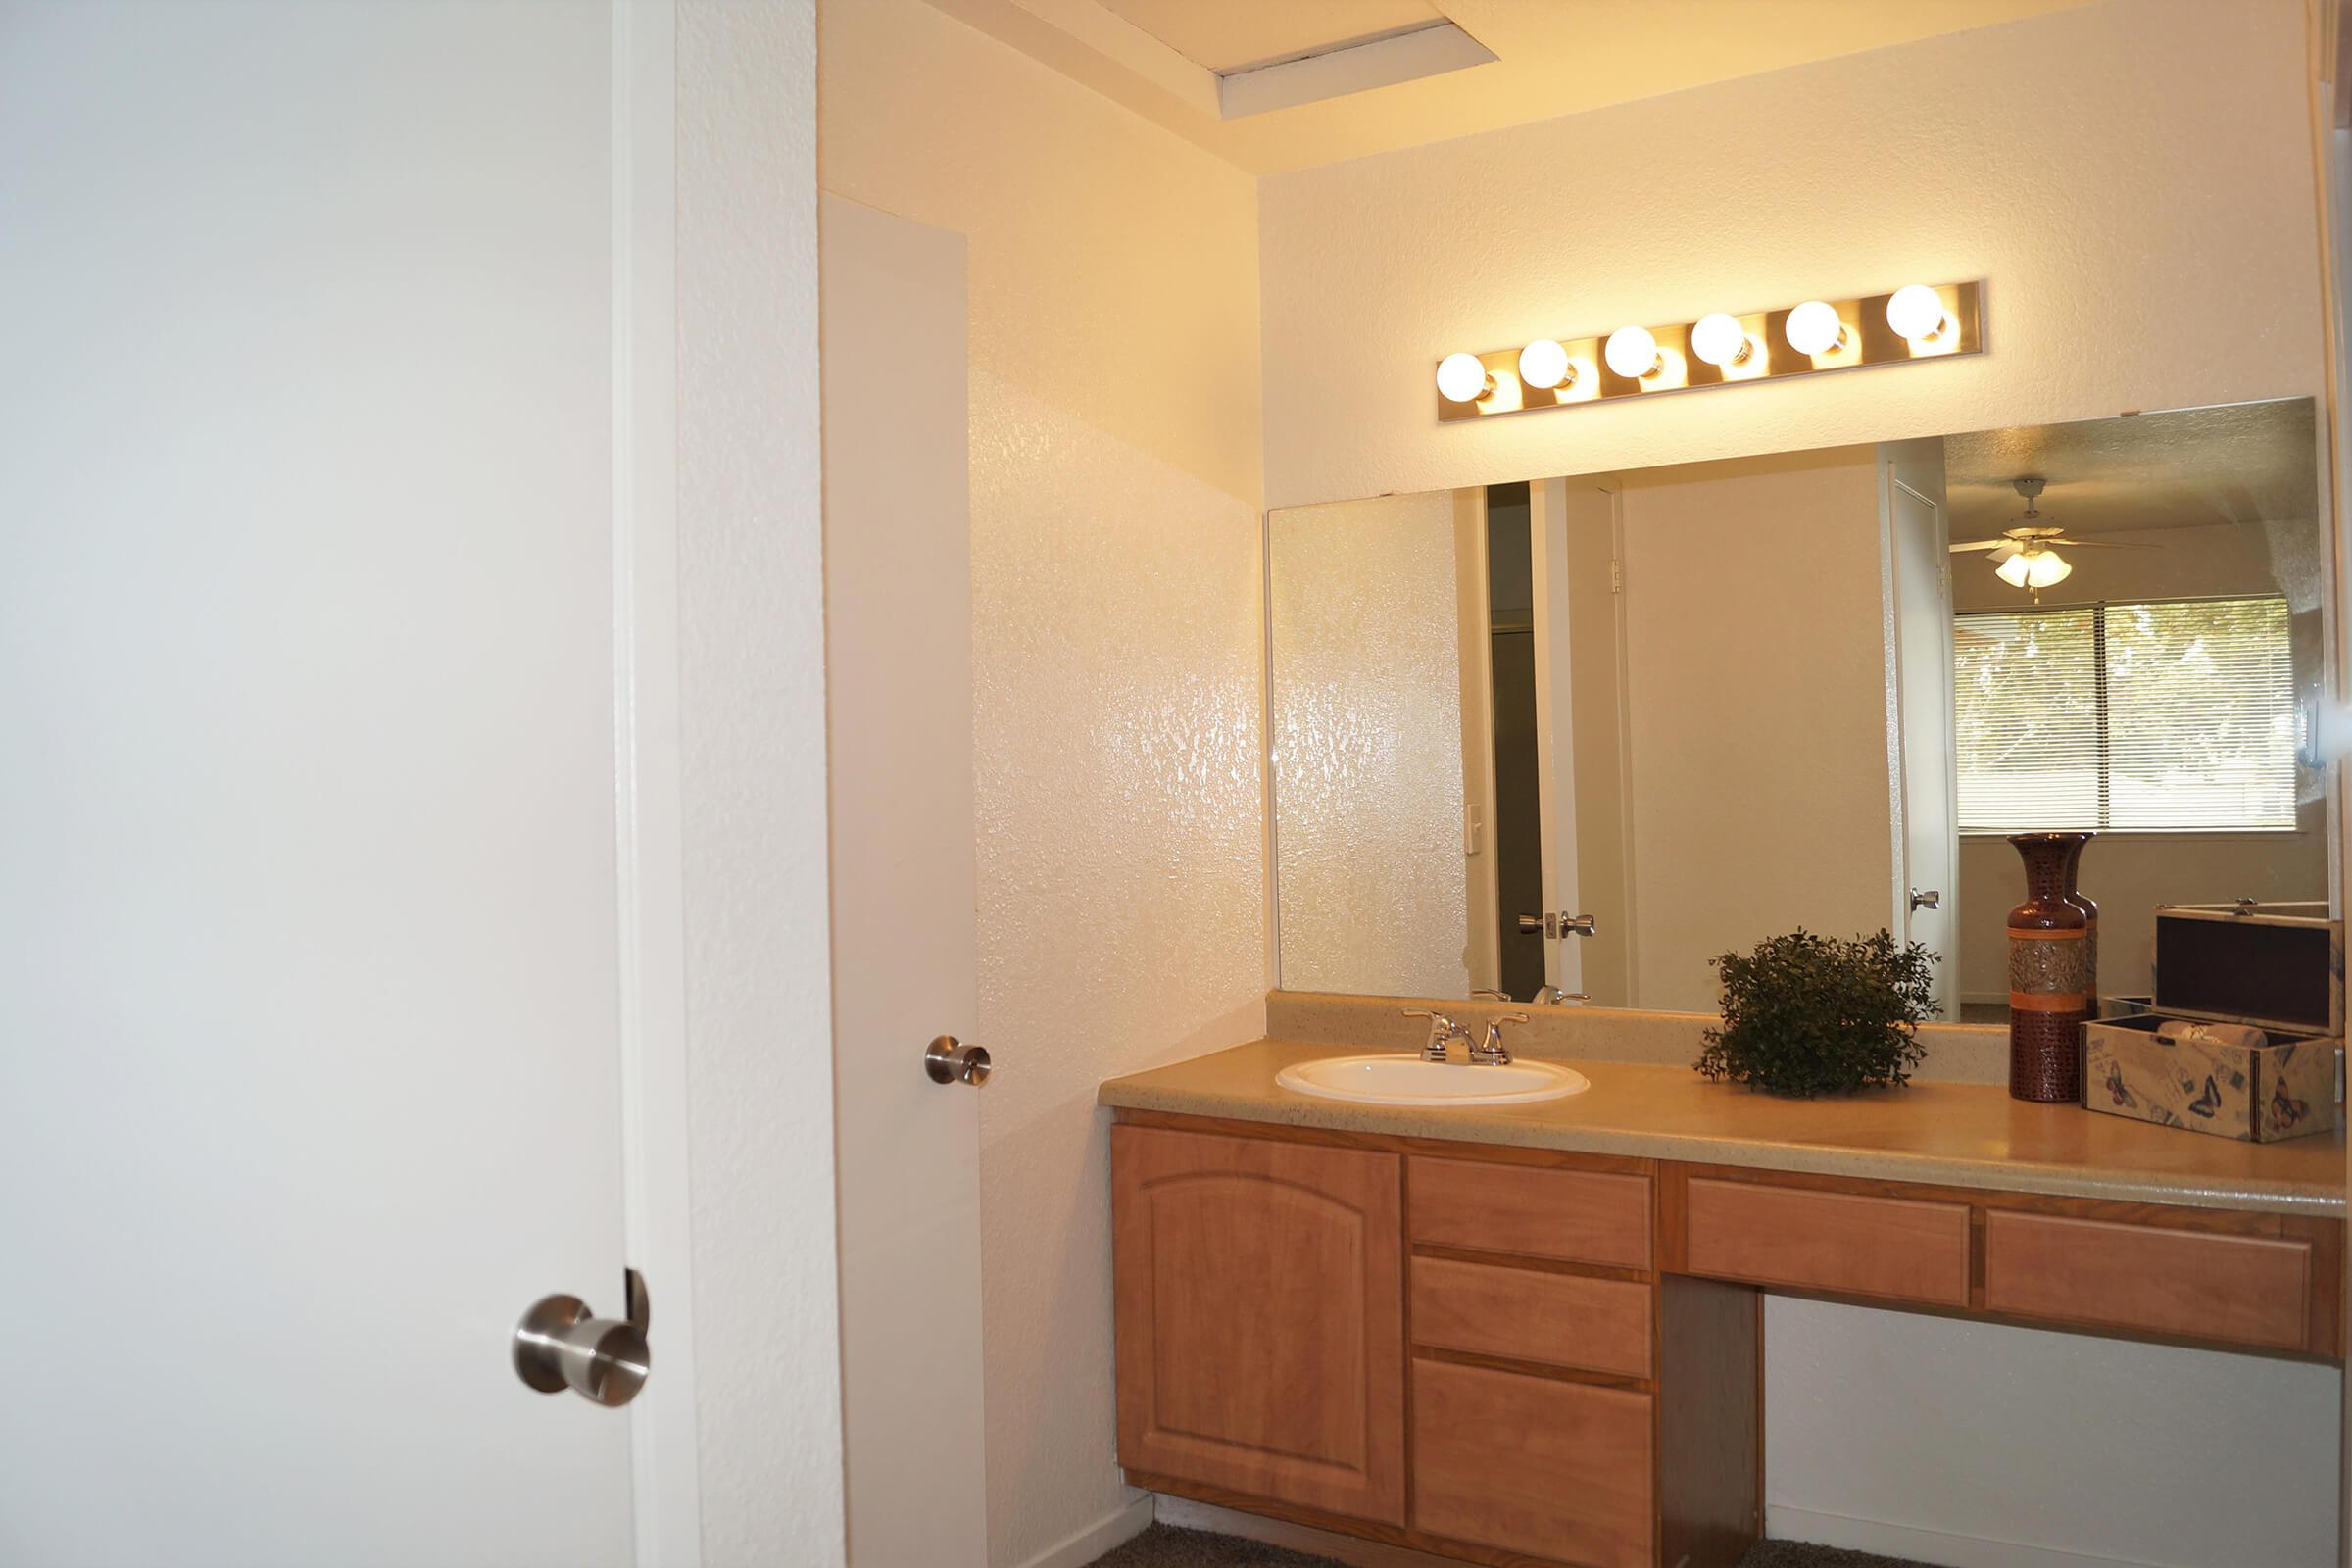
[1408,1156,1651,1268]
[1412,1358,1654,1568]
[1411,1256,1652,1378]
[1984,1210,2313,1351]
[1683,1178,1970,1305]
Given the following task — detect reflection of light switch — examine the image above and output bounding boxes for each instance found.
[1463,808,1481,857]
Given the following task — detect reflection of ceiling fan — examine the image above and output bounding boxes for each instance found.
[1947,476,2155,592]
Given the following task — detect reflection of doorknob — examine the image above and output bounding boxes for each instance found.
[924,1035,992,1086]
[514,1269,651,1407]
[1517,913,1599,938]
[1910,889,1942,911]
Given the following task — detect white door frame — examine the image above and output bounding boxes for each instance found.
[611,2,702,1561]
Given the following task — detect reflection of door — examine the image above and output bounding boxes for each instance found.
[820,195,989,1565]
[1485,484,1546,1001]
[1529,480,1636,1005]
[1885,442,1959,1013]
[2,6,656,1560]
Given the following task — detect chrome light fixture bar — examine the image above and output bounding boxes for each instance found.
[1434,279,1985,422]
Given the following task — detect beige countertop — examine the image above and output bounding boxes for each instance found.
[1099,1038,2349,1218]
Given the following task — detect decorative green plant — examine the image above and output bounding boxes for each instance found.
[1696,928,1938,1098]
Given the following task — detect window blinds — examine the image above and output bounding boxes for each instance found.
[1953,596,2296,833]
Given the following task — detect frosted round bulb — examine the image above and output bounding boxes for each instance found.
[1785,299,1846,356]
[1517,338,1572,391]
[1603,324,1660,379]
[1690,312,1750,368]
[1436,351,1492,403]
[1886,284,1949,343]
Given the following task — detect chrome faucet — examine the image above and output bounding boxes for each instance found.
[1532,984,1589,1005]
[1400,1007,1470,1063]
[1472,1012,1529,1066]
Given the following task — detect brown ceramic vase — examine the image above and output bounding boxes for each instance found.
[2007,831,2095,1102]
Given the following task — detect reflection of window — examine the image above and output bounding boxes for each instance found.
[1954,596,2297,833]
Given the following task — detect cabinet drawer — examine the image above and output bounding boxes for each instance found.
[1411,1256,1651,1378]
[1408,1156,1650,1268]
[1983,1210,2313,1351]
[1683,1178,1969,1305]
[1412,1358,1653,1568]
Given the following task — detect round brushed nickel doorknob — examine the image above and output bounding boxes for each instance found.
[514,1287,651,1407]
[925,1035,991,1086]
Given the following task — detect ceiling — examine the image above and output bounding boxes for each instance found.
[925,0,2101,175]
[1096,0,1445,74]
[1943,399,2321,543]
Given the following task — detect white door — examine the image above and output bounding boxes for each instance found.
[1527,479,1636,1004]
[1,6,655,1563]
[819,195,990,1565]
[1884,441,1960,1013]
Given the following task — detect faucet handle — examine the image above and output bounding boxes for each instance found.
[1468,988,1513,1002]
[1400,1007,1461,1062]
[1475,1012,1530,1064]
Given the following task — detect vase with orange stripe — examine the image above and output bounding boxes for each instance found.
[2007,830,2095,1102]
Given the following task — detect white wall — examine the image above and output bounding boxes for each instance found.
[1270,493,1470,997]
[1618,450,1894,1010]
[676,4,846,1561]
[1254,2,2337,1561]
[817,4,1267,1561]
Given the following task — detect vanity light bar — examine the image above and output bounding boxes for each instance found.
[1433,279,1984,422]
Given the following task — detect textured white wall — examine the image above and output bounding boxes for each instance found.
[1269,493,1470,997]
[817,4,1267,1562]
[676,5,846,1563]
[1255,2,2338,1561]
[1258,0,2322,512]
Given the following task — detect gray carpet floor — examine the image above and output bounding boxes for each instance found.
[1086,1522,1930,1568]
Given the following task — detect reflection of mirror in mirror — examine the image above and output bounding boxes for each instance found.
[1267,399,2328,1018]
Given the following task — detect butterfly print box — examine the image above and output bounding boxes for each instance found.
[2082,902,2343,1144]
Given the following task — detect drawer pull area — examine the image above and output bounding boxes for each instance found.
[1983,1210,2312,1352]
[1408,1157,1650,1268]
[1683,1177,1970,1305]
[1410,1256,1651,1378]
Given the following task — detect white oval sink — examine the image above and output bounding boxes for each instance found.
[1275,1054,1590,1107]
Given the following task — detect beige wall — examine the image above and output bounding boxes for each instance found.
[1252,3,2337,1561]
[818,4,1266,1562]
[1257,0,2321,512]
[1619,450,1894,1009]
[1269,493,1470,997]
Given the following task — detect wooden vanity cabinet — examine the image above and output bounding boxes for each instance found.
[1109,1124,1408,1524]
[1112,1112,2341,1568]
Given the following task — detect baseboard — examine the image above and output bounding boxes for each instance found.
[1767,1504,2162,1568]
[1016,1494,1155,1568]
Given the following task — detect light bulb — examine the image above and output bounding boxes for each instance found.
[1994,552,2032,588]
[1517,338,1573,391]
[1690,313,1751,368]
[1436,352,1492,403]
[1785,299,1846,356]
[1603,324,1660,379]
[1886,283,1949,343]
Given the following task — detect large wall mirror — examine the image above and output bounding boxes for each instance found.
[1267,398,2332,1018]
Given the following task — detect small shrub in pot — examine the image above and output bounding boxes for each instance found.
[1696,928,1938,1098]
